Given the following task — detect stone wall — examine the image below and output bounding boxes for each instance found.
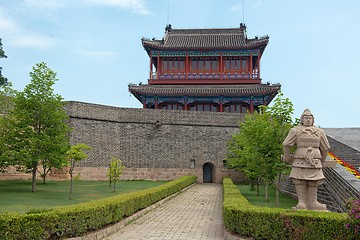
[63,101,246,183]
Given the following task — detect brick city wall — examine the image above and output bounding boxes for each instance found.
[63,101,246,183]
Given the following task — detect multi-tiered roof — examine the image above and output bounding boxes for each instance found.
[129,24,280,113]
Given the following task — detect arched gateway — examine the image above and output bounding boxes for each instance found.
[203,162,214,183]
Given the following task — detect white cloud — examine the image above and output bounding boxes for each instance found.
[22,0,64,10]
[0,18,18,32]
[230,4,242,12]
[11,34,55,49]
[86,0,152,15]
[0,6,55,49]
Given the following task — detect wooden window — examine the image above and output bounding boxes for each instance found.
[179,58,185,72]
[173,59,178,70]
[189,103,217,112]
[211,58,218,71]
[191,58,197,71]
[231,59,236,70]
[205,58,211,70]
[241,58,247,71]
[161,103,183,110]
[190,57,219,73]
[224,104,247,113]
[162,58,185,73]
[163,58,168,71]
[168,58,173,70]
[198,58,204,70]
[225,58,231,70]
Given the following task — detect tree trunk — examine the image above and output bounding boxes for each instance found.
[113,180,116,192]
[32,163,37,192]
[42,167,46,184]
[265,179,269,202]
[69,174,73,199]
[69,160,74,199]
[43,170,46,184]
[275,173,282,208]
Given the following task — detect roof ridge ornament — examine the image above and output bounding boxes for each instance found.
[240,23,247,39]
[165,24,172,33]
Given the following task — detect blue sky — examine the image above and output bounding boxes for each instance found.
[1,0,359,128]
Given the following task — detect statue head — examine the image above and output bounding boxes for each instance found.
[301,108,314,126]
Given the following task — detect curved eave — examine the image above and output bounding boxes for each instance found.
[142,38,269,56]
[129,84,280,98]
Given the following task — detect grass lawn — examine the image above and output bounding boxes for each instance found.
[0,180,167,214]
[237,184,298,209]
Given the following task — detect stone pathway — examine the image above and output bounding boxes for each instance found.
[104,184,224,240]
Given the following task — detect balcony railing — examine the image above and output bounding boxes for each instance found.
[151,72,259,80]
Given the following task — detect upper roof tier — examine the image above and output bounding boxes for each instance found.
[142,23,269,54]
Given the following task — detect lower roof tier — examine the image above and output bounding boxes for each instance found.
[128,83,281,106]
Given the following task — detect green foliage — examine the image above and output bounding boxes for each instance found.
[226,91,295,201]
[67,143,92,199]
[223,178,355,240]
[345,198,360,236]
[0,62,71,191]
[107,157,125,192]
[0,176,196,239]
[237,184,297,209]
[0,38,8,87]
[0,84,16,172]
[67,144,92,168]
[0,180,167,214]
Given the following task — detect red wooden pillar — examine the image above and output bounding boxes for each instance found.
[155,99,159,109]
[143,99,147,109]
[263,98,267,106]
[250,98,254,113]
[185,53,189,79]
[220,53,223,79]
[257,50,261,78]
[149,52,153,80]
[157,54,160,79]
[250,52,253,76]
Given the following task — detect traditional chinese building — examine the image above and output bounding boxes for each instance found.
[129,23,280,113]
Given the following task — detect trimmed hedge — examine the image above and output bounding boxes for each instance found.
[223,177,355,240]
[0,175,196,240]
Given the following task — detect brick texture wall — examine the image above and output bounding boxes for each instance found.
[63,101,246,183]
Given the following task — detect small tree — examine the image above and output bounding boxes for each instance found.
[0,62,70,192]
[67,143,92,199]
[0,38,8,87]
[267,91,298,206]
[227,91,295,203]
[107,157,125,192]
[0,84,15,172]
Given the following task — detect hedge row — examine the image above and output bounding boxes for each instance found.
[223,177,355,240]
[0,175,196,240]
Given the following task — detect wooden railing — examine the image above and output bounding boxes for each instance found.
[150,72,259,80]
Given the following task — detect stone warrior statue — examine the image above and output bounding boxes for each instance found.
[282,109,330,211]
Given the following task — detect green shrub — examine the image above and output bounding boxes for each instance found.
[223,177,355,240]
[0,175,196,240]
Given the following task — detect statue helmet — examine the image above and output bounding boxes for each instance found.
[300,108,314,125]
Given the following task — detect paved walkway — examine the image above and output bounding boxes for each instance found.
[104,184,224,240]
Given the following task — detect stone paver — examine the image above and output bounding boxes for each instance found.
[104,184,224,240]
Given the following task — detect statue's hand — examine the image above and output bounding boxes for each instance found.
[281,155,293,164]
